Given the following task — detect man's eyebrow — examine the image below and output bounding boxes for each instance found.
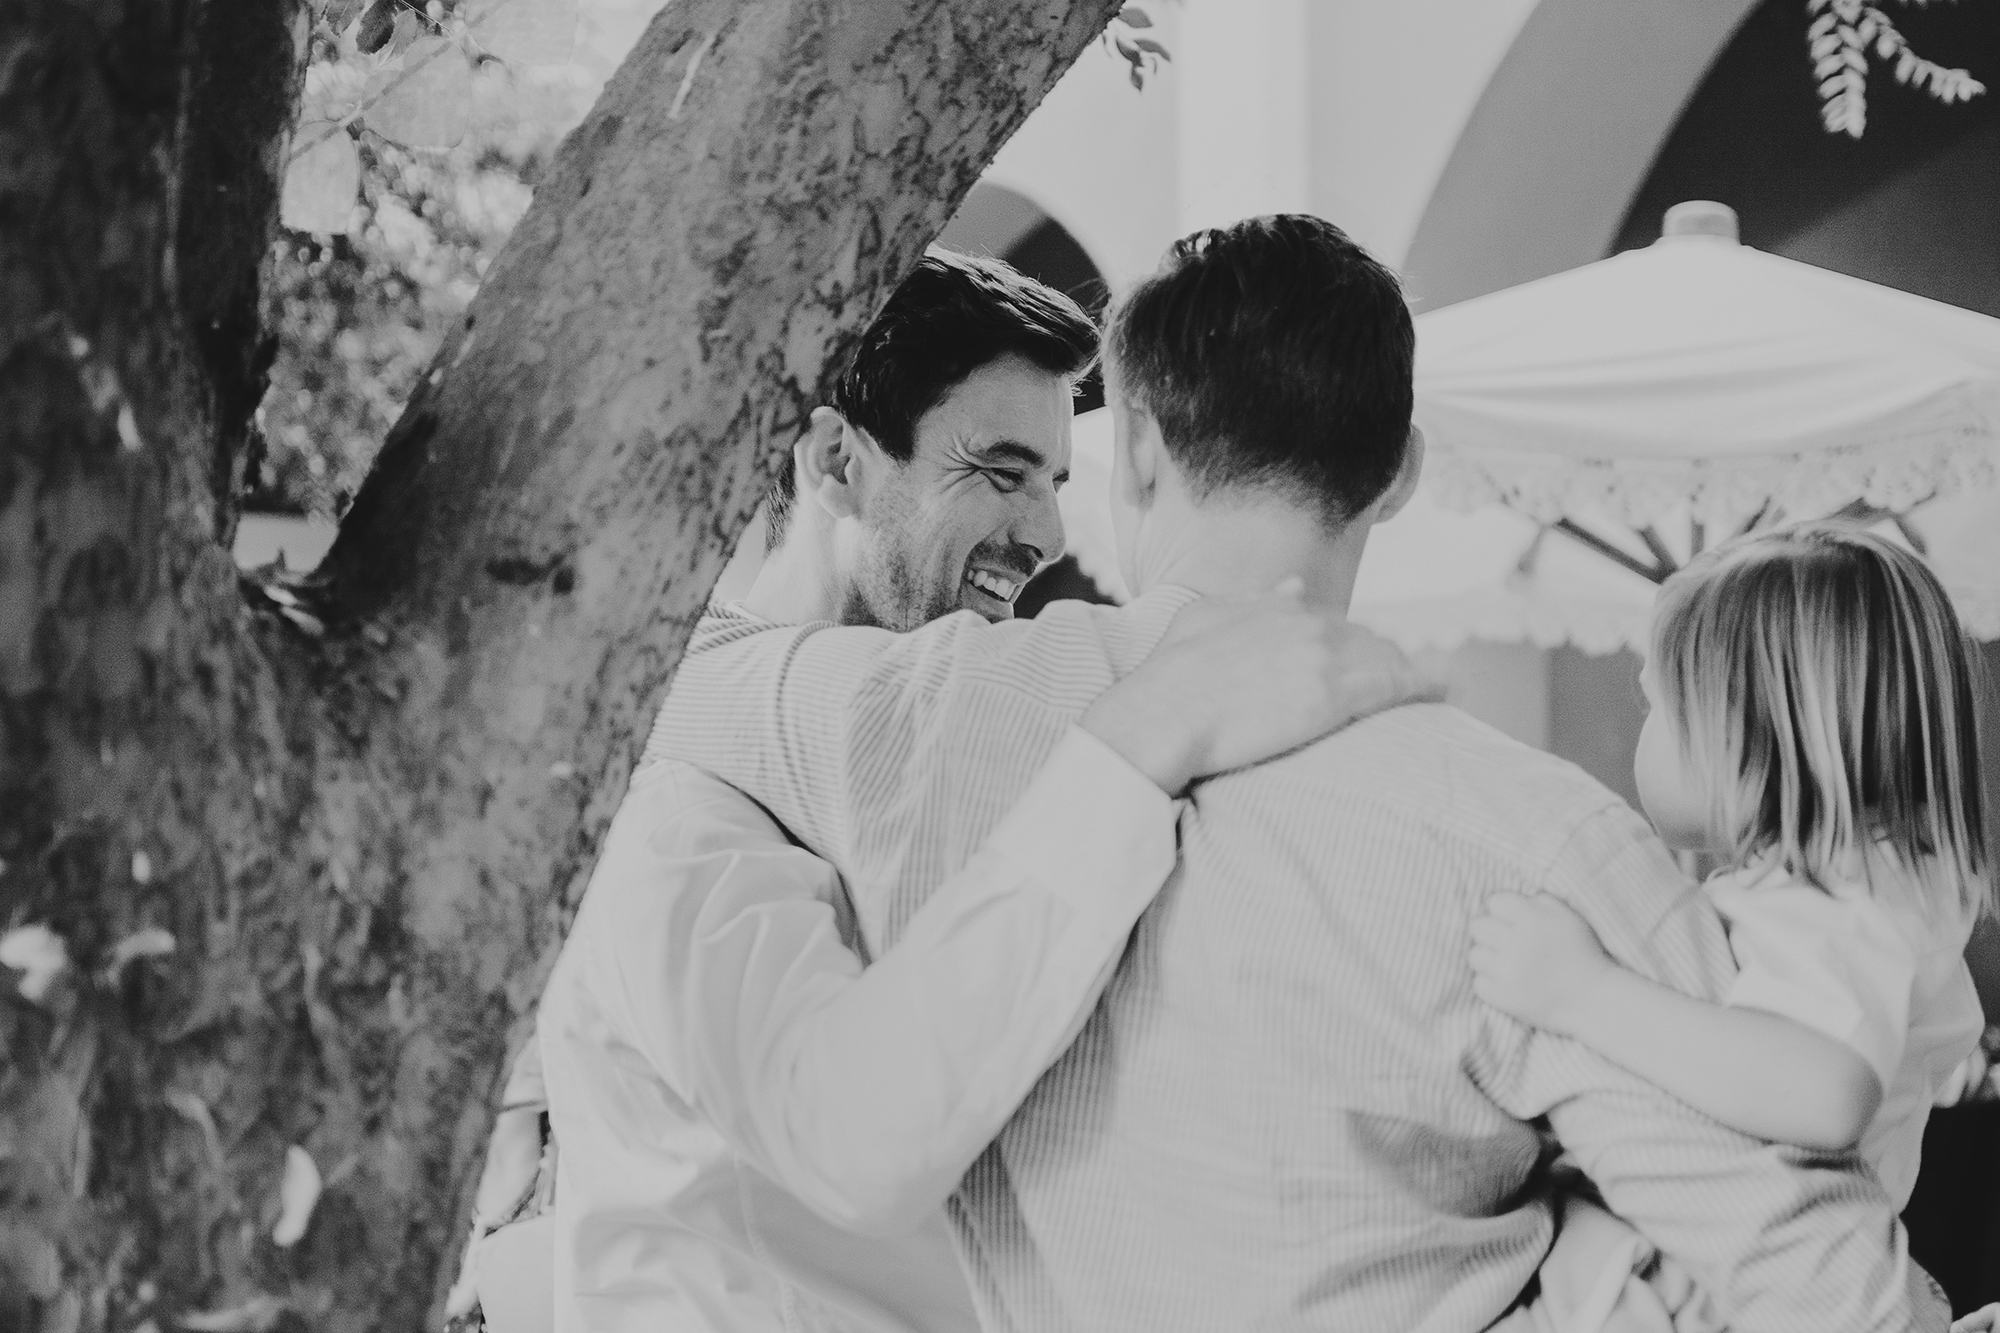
[971,440,1051,470]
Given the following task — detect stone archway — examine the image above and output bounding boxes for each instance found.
[1401,0,1759,310]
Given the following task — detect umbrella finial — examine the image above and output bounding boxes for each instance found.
[1661,200,1740,243]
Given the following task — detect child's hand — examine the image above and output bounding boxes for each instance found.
[1469,893,1615,1036]
[1954,1305,2000,1333]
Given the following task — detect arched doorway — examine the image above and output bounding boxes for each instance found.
[1402,0,1760,310]
[1612,0,2000,304]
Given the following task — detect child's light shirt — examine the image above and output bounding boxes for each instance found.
[1705,855,1985,1207]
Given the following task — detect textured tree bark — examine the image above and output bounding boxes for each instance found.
[1,0,1119,1328]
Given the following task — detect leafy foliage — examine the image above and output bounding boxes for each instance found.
[1102,5,1169,90]
[1807,0,1985,138]
[260,0,1161,517]
[259,0,652,515]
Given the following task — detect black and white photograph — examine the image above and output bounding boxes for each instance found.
[6,1,2000,1330]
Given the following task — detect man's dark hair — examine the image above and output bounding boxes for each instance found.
[1107,214,1415,527]
[765,250,1098,544]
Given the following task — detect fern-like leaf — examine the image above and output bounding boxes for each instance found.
[1806,0,1983,136]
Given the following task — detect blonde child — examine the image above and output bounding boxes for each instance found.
[1470,524,1990,1322]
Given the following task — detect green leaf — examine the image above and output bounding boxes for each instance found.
[390,8,425,54]
[323,0,366,33]
[1133,36,1171,60]
[363,37,472,148]
[1118,6,1153,28]
[356,0,397,53]
[280,126,360,234]
[463,0,578,65]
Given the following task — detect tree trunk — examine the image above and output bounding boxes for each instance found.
[1,0,1119,1328]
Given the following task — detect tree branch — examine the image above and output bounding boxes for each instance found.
[296,0,1126,1321]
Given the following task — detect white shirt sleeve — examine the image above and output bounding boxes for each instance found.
[641,596,1191,883]
[593,727,1177,1237]
[1713,879,1920,1096]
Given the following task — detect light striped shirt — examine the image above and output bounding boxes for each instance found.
[649,590,1944,1333]
[541,731,1180,1333]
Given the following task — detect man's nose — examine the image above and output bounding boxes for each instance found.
[1017,490,1066,568]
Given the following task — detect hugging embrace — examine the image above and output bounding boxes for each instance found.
[520,216,1988,1333]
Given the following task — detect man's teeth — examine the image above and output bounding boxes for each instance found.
[966,569,1022,602]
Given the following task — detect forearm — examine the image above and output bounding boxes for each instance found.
[1567,966,1880,1150]
[692,729,1174,1234]
[1542,1082,1940,1333]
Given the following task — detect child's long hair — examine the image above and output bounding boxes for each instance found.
[1651,523,1990,920]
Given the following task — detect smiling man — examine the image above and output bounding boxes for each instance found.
[752,256,1075,629]
[522,250,1422,1333]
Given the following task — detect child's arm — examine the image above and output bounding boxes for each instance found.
[1470,892,1882,1151]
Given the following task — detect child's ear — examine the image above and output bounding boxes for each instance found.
[799,406,865,520]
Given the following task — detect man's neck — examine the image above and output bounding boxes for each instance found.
[739,514,843,625]
[1140,500,1368,611]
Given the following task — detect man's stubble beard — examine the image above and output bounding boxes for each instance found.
[841,498,961,633]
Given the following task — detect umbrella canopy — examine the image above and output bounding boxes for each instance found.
[1385,201,2000,648]
[1417,202,2000,533]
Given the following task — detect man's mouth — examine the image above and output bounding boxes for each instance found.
[964,566,1025,606]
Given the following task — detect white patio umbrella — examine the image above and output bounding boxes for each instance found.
[1354,200,2000,652]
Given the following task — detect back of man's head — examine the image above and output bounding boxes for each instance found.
[1107,214,1415,528]
[765,250,1098,545]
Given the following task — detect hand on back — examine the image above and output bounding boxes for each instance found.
[1468,892,1616,1035]
[1081,581,1436,796]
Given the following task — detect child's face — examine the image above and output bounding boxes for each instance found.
[1633,663,1713,852]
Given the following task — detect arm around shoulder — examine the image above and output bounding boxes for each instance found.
[646,733,1176,1235]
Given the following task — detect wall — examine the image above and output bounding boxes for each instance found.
[1403,0,1760,307]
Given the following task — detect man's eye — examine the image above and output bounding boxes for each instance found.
[986,469,1025,492]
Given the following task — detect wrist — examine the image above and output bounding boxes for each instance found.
[1080,694,1200,795]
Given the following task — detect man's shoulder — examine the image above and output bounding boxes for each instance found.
[621,758,791,850]
[1218,702,1632,867]
[961,590,1193,692]
[568,762,818,934]
[1294,701,1620,811]
[691,589,1194,704]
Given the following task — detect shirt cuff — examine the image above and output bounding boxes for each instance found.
[981,725,1179,931]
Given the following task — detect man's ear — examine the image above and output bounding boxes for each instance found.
[1371,424,1426,525]
[797,405,867,520]
[1114,401,1164,513]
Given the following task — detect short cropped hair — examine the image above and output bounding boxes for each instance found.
[1106,214,1415,527]
[1653,524,1991,922]
[766,251,1098,543]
